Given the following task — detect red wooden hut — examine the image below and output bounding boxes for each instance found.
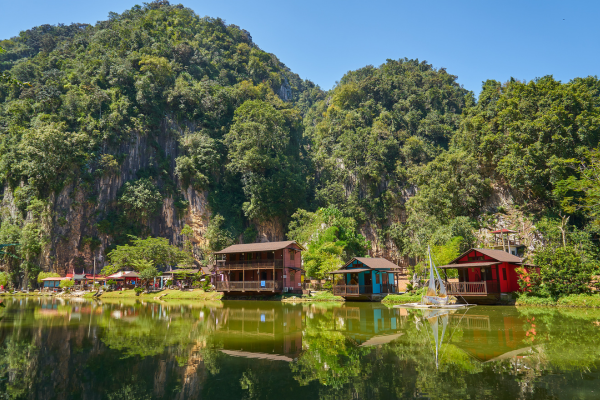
[438,248,535,304]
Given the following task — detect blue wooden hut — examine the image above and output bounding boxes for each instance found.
[331,257,401,301]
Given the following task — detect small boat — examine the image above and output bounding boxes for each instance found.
[396,246,476,310]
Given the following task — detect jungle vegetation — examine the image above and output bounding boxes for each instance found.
[0,1,599,290]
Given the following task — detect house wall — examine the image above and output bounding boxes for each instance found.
[283,245,303,290]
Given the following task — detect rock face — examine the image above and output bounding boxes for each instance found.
[3,120,213,276]
[278,77,292,102]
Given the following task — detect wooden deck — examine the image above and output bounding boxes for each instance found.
[446,281,500,297]
[216,280,283,292]
[333,284,396,297]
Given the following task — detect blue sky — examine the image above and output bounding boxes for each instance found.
[1,0,599,96]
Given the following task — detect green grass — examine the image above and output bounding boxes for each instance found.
[382,292,423,304]
[97,288,222,300]
[515,292,600,308]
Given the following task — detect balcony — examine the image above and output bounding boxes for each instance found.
[215,260,284,271]
[216,280,283,292]
[333,284,396,296]
[446,281,499,296]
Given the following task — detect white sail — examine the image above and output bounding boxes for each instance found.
[433,258,447,296]
[426,246,437,297]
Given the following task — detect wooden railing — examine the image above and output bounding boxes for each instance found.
[215,260,284,270]
[447,281,488,296]
[215,280,282,291]
[333,284,397,296]
[334,285,359,296]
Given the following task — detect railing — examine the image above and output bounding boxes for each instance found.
[447,281,488,296]
[333,284,397,296]
[334,285,359,296]
[215,260,284,270]
[215,280,283,291]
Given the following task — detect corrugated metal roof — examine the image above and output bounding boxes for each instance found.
[449,248,523,264]
[438,261,501,269]
[330,268,371,274]
[214,240,304,254]
[107,271,140,278]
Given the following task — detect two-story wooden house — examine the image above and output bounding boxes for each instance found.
[214,241,304,295]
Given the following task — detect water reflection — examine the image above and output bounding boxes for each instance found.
[1,297,600,399]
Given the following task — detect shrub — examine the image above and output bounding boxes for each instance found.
[533,246,597,298]
[59,279,74,292]
[134,287,144,296]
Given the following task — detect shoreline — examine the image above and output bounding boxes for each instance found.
[3,290,600,309]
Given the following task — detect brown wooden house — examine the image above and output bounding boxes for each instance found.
[214,241,304,295]
[439,248,536,304]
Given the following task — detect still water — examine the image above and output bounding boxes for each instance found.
[1,297,600,400]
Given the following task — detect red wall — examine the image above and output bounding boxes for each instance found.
[459,250,521,293]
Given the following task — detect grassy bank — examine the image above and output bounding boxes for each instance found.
[382,292,423,304]
[515,293,600,308]
[86,289,223,300]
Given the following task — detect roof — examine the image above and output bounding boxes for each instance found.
[438,261,501,269]
[449,248,523,264]
[491,229,517,234]
[162,269,200,275]
[214,240,305,254]
[107,271,140,279]
[341,257,402,271]
[41,277,69,281]
[330,268,371,274]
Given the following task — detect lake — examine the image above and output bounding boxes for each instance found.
[1,297,599,399]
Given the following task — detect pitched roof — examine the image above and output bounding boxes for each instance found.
[450,248,523,264]
[491,229,517,234]
[438,261,501,269]
[214,240,304,254]
[338,257,402,271]
[107,271,140,279]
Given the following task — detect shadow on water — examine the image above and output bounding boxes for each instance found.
[1,297,600,399]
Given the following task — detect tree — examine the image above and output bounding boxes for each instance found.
[118,179,163,223]
[225,100,304,221]
[132,259,160,290]
[108,236,186,272]
[532,246,597,297]
[555,149,600,227]
[59,279,74,290]
[288,207,369,279]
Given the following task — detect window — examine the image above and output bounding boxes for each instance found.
[246,253,252,261]
[502,268,507,280]
[376,274,381,284]
[290,250,295,260]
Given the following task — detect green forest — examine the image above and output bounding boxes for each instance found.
[0,1,599,292]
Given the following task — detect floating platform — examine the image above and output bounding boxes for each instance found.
[393,303,477,310]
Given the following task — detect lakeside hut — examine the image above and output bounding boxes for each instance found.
[438,248,537,304]
[330,257,403,301]
[213,241,304,295]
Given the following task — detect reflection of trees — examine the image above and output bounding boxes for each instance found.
[0,333,38,400]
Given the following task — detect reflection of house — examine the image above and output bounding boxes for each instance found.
[213,304,303,361]
[439,248,535,304]
[331,258,402,301]
[452,314,530,362]
[332,304,404,346]
[214,241,304,295]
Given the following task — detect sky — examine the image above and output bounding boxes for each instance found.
[1,0,599,95]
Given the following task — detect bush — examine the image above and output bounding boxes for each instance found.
[59,279,74,292]
[134,287,144,296]
[202,279,213,292]
[532,246,597,298]
[166,279,173,287]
